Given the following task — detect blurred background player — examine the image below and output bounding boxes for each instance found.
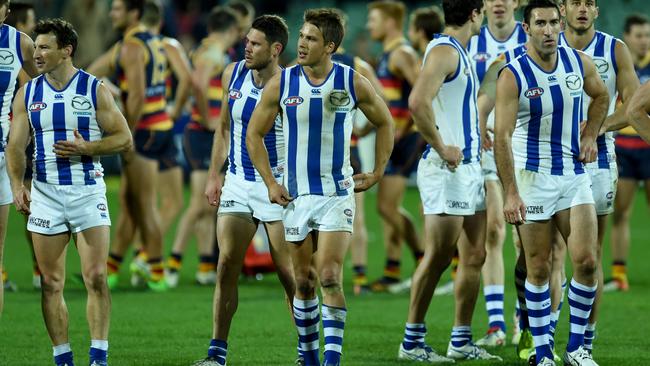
[166,7,240,288]
[407,5,444,56]
[607,14,650,292]
[559,0,640,355]
[226,0,254,62]
[366,0,424,293]
[6,18,132,365]
[467,0,527,347]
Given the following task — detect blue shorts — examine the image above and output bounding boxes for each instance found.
[183,127,214,171]
[134,129,179,171]
[385,132,424,177]
[615,138,650,180]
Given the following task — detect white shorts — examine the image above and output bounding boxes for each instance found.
[28,180,111,235]
[0,153,12,205]
[283,194,355,242]
[218,173,284,222]
[417,158,485,215]
[516,169,594,221]
[587,163,618,215]
[482,149,499,182]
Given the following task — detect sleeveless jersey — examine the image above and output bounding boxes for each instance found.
[422,34,480,164]
[332,50,359,146]
[618,52,650,140]
[504,46,586,175]
[468,22,527,84]
[376,39,412,131]
[279,63,356,197]
[24,71,104,185]
[227,61,284,182]
[0,24,24,151]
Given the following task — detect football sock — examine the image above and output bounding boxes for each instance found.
[199,255,216,273]
[207,339,227,365]
[148,258,164,282]
[450,326,472,348]
[525,280,553,363]
[515,266,529,330]
[484,285,506,332]
[107,254,123,275]
[402,323,426,350]
[89,340,108,363]
[583,322,596,352]
[53,343,73,366]
[293,297,320,366]
[382,259,400,282]
[566,279,597,353]
[322,304,346,365]
[166,253,182,272]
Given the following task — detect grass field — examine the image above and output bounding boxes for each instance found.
[1,177,649,365]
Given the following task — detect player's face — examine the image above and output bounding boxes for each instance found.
[34,33,69,74]
[296,22,331,67]
[109,0,129,31]
[366,9,386,41]
[471,6,486,35]
[485,0,518,28]
[564,0,598,32]
[245,28,273,70]
[624,23,650,59]
[407,18,421,48]
[0,4,8,25]
[525,8,561,56]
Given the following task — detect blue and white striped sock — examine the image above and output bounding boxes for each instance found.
[53,343,74,366]
[207,339,227,365]
[567,279,597,353]
[583,322,596,352]
[89,340,108,364]
[484,285,506,331]
[402,323,426,350]
[549,279,567,350]
[322,304,346,366]
[515,267,529,330]
[525,280,553,363]
[293,297,320,366]
[450,326,472,348]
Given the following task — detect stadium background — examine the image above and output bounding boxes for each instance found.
[0,0,649,365]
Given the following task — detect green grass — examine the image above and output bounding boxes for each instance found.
[1,177,649,365]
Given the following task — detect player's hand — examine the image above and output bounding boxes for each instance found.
[503,191,526,225]
[353,172,380,192]
[12,186,31,215]
[482,128,494,152]
[204,174,224,207]
[579,135,598,163]
[580,120,587,135]
[53,129,90,157]
[439,145,463,171]
[268,181,293,207]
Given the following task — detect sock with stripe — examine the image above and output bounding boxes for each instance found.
[451,254,459,280]
[515,266,529,330]
[402,323,426,350]
[148,258,164,282]
[352,265,367,286]
[583,322,596,352]
[566,279,597,353]
[107,254,123,275]
[549,279,567,350]
[382,259,401,282]
[293,297,320,366]
[611,261,626,280]
[89,340,108,364]
[166,253,183,272]
[322,304,346,365]
[53,343,74,366]
[525,280,553,363]
[450,325,472,348]
[199,255,216,273]
[207,339,227,365]
[484,285,506,332]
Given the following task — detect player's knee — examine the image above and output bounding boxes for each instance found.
[464,246,487,268]
[485,220,506,247]
[83,269,108,293]
[573,253,597,278]
[320,276,343,295]
[40,273,65,294]
[526,258,551,283]
[377,201,395,220]
[612,208,631,224]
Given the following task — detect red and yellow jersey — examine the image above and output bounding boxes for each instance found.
[376,38,413,132]
[188,40,230,131]
[112,26,172,131]
[616,52,650,148]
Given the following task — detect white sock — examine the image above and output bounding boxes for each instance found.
[53,343,72,357]
[91,340,109,351]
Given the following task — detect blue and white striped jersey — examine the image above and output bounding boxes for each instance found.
[422,34,481,164]
[468,22,527,84]
[279,63,356,197]
[227,61,284,182]
[24,70,104,185]
[559,31,619,169]
[0,24,24,151]
[505,46,586,176]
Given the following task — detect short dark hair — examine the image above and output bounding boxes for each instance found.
[523,0,561,25]
[411,6,444,41]
[141,0,162,27]
[442,0,483,27]
[122,0,145,20]
[624,14,650,34]
[5,3,34,28]
[251,15,289,55]
[34,18,78,57]
[227,0,255,19]
[303,8,344,52]
[207,6,239,33]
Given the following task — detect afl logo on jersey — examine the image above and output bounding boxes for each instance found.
[565,74,582,90]
[472,52,491,62]
[283,96,304,107]
[229,89,242,100]
[29,102,47,112]
[72,96,92,110]
[0,50,14,65]
[524,87,544,99]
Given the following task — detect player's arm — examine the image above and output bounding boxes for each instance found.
[53,83,133,157]
[579,52,610,163]
[19,32,38,78]
[6,86,32,214]
[87,46,117,79]
[409,45,463,169]
[163,38,193,121]
[119,41,146,131]
[205,62,236,206]
[192,47,223,130]
[494,67,526,224]
[626,81,650,144]
[245,73,291,206]
[352,57,384,137]
[478,56,507,151]
[353,71,394,192]
[389,46,420,86]
[602,41,641,132]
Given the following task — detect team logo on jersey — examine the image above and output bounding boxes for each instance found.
[0,50,14,65]
[329,90,350,107]
[524,87,544,99]
[229,89,243,100]
[97,203,107,211]
[472,52,491,62]
[55,94,64,99]
[29,102,47,112]
[344,208,353,217]
[72,96,92,110]
[283,96,304,106]
[565,74,582,90]
[548,75,558,83]
[593,58,609,74]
